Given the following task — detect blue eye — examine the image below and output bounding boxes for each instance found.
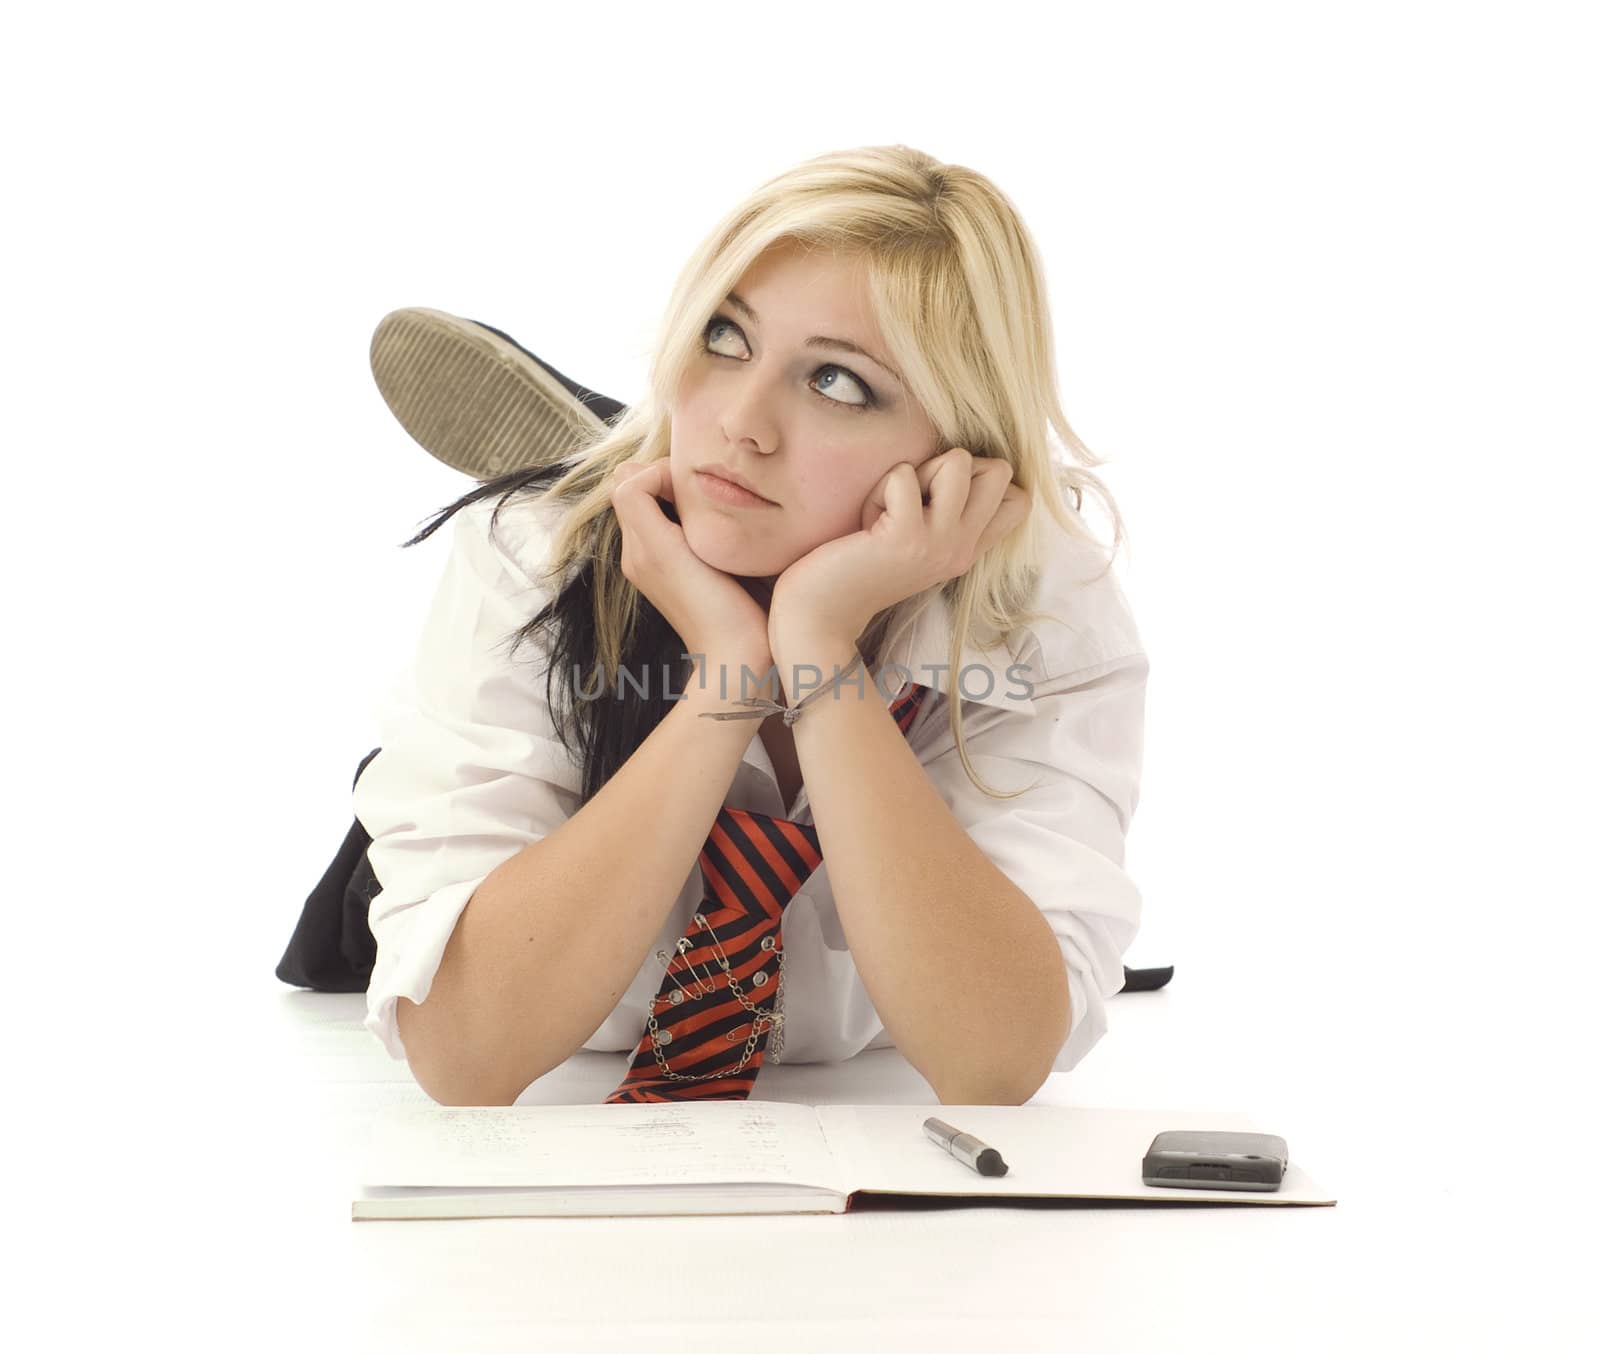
[702,316,878,414]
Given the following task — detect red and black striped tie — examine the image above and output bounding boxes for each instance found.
[605,681,930,1102]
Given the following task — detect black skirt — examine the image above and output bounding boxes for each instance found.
[274,747,385,994]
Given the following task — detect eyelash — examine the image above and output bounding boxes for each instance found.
[700,315,879,414]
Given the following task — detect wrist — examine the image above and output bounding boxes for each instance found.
[770,625,858,675]
[770,633,874,712]
[683,648,781,709]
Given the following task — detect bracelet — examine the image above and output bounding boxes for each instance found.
[697,651,867,726]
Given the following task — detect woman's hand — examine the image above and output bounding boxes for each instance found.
[768,448,1030,655]
[609,460,774,670]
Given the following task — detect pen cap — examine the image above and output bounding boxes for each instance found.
[973,1146,1008,1177]
[950,1131,1008,1176]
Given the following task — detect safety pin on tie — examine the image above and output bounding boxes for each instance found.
[691,911,739,978]
[656,928,717,997]
[653,949,709,1005]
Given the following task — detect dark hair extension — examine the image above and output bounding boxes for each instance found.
[396,461,701,810]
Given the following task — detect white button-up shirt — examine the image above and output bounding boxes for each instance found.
[354,489,1148,1084]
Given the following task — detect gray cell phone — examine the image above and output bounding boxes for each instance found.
[1142,1130,1288,1191]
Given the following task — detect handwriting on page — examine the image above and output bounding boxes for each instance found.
[363,1101,837,1190]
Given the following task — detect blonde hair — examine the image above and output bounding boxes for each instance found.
[499,143,1130,800]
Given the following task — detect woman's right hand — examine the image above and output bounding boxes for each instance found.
[608,459,774,676]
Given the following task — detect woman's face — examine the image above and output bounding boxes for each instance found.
[668,239,942,588]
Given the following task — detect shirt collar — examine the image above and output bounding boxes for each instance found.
[872,587,1039,718]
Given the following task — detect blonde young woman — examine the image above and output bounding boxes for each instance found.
[279,144,1164,1107]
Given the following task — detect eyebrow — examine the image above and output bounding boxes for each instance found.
[724,291,904,387]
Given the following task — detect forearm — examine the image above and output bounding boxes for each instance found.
[399,652,770,1105]
[781,634,1072,1104]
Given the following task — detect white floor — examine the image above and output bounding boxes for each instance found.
[63,974,1561,1352]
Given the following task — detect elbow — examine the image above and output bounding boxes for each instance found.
[410,1058,526,1107]
[418,1080,519,1108]
[938,1062,1054,1106]
[396,996,530,1107]
[935,1074,1041,1107]
[934,1049,1058,1106]
[935,964,1070,1107]
[1028,951,1074,1093]
[936,1084,1026,1107]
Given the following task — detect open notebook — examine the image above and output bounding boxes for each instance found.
[354,1101,1337,1219]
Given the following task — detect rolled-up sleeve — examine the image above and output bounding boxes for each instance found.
[353,498,582,1063]
[923,649,1149,1076]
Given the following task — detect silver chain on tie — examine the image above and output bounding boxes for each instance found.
[646,909,786,1083]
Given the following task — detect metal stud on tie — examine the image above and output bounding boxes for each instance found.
[752,971,768,987]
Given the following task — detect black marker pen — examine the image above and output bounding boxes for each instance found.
[923,1116,1009,1176]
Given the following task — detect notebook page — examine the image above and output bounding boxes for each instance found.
[815,1104,1335,1203]
[360,1101,840,1191]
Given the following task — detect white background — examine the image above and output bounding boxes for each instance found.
[6,1,1593,1347]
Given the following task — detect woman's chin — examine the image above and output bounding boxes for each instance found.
[682,530,782,579]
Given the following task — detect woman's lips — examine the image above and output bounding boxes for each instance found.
[695,470,778,508]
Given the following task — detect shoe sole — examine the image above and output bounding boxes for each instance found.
[369,307,608,480]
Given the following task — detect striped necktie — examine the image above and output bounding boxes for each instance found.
[605,681,930,1102]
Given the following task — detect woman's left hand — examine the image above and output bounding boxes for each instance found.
[768,447,1030,655]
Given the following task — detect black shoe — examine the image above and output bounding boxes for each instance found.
[369,307,629,481]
